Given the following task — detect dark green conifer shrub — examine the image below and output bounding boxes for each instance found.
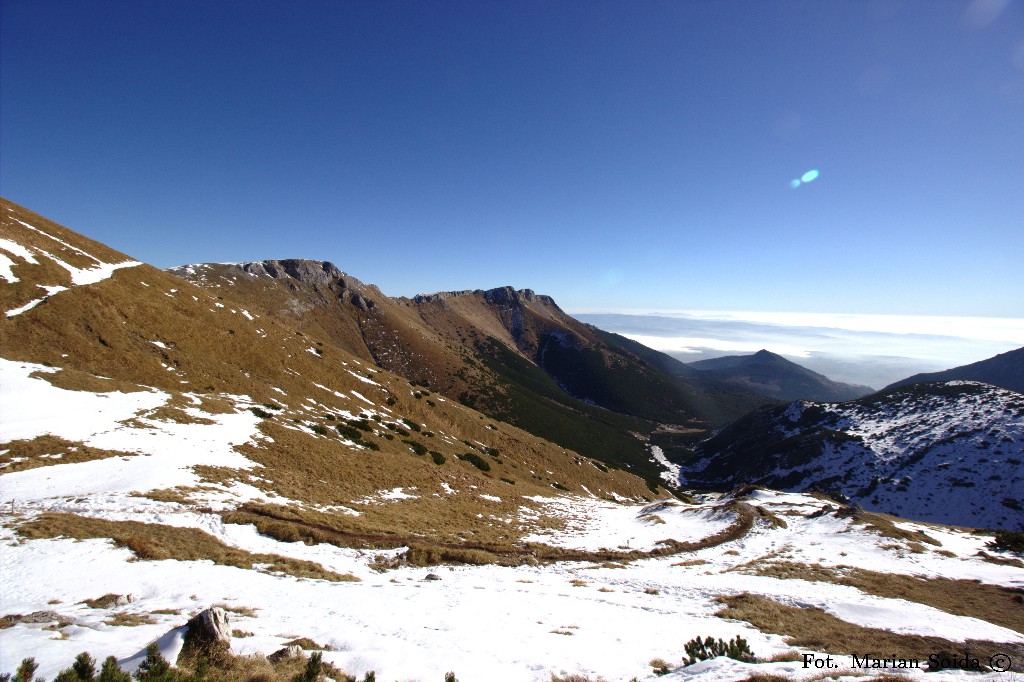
[992,530,1024,554]
[135,643,175,680]
[402,440,428,456]
[292,652,322,682]
[13,658,39,682]
[336,424,363,440]
[98,657,131,682]
[429,451,446,465]
[458,453,491,471]
[682,635,754,665]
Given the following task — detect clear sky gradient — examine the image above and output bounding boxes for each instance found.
[2,0,1022,316]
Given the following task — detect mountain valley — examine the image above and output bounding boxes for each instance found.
[2,197,1023,680]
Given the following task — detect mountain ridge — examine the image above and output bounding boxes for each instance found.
[688,348,874,402]
[886,345,1024,394]
[682,380,1024,529]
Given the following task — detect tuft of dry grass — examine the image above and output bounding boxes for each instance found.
[103,612,156,627]
[716,593,1022,669]
[283,636,329,650]
[761,650,803,663]
[0,435,136,474]
[213,603,259,617]
[738,560,1024,633]
[18,513,359,583]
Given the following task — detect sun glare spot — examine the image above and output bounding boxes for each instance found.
[791,169,820,188]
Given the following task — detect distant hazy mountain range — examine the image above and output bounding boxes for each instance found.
[687,349,874,402]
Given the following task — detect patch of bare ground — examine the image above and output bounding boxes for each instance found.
[716,593,1024,671]
[829,507,940,546]
[0,435,136,474]
[140,404,216,425]
[736,561,1024,633]
[103,611,156,627]
[134,486,204,505]
[224,499,757,567]
[28,367,150,394]
[283,636,330,650]
[173,645,353,682]
[17,513,359,582]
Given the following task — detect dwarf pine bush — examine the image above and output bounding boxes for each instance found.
[682,635,754,665]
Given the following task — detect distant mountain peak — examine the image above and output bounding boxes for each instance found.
[687,349,873,402]
[413,286,562,311]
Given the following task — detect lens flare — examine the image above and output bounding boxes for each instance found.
[790,169,820,188]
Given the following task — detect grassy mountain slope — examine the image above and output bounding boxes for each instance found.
[172,262,778,481]
[885,345,1024,394]
[688,349,874,402]
[1,197,665,554]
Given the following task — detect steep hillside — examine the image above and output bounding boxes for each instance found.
[886,345,1024,394]
[683,381,1024,530]
[688,349,874,402]
[1,197,665,556]
[171,262,776,480]
[168,261,663,477]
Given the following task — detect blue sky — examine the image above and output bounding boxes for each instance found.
[2,0,1022,316]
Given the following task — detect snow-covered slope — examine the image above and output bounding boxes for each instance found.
[4,198,1024,681]
[685,381,1024,529]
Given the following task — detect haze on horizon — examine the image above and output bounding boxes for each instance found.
[1,0,1022,318]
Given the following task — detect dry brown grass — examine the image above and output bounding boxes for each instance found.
[839,508,940,546]
[18,513,359,582]
[171,645,352,682]
[283,636,328,650]
[82,593,125,609]
[103,611,156,627]
[716,593,1023,668]
[29,367,149,394]
[223,498,757,568]
[213,603,259,617]
[739,561,1024,632]
[0,435,136,474]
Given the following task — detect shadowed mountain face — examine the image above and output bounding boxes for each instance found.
[885,346,1024,394]
[688,349,874,402]
[683,381,1024,529]
[171,260,778,478]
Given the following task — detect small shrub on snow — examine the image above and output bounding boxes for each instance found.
[682,635,754,665]
[992,530,1024,554]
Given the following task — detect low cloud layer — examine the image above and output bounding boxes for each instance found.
[572,310,1024,390]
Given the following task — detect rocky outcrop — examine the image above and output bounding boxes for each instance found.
[182,606,232,654]
[240,259,343,287]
